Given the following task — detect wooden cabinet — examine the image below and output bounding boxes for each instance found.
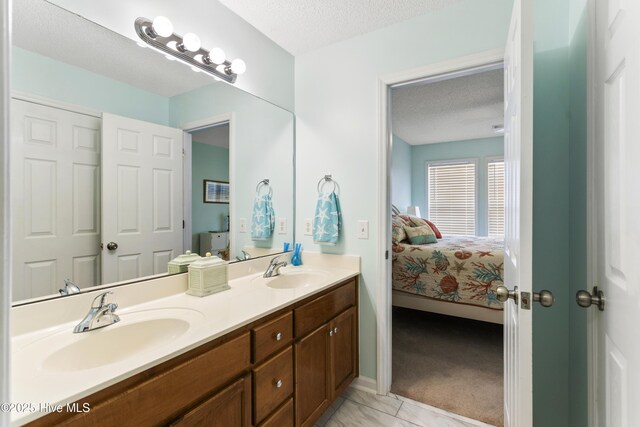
[28,277,357,427]
[294,282,358,427]
[171,376,251,427]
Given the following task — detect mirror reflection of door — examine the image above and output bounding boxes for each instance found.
[188,123,231,261]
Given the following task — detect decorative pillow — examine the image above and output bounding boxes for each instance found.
[392,216,408,243]
[399,214,443,239]
[403,224,437,245]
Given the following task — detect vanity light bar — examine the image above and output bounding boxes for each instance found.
[134,16,246,83]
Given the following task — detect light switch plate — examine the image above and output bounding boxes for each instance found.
[239,218,247,233]
[304,218,313,235]
[278,218,287,234]
[357,220,369,239]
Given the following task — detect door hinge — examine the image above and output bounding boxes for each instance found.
[182,148,185,156]
[182,220,185,229]
[385,250,389,260]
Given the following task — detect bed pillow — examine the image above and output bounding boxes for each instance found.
[392,216,408,243]
[403,224,437,245]
[399,214,443,239]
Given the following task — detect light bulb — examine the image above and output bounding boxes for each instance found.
[216,64,227,74]
[152,16,173,37]
[182,33,201,52]
[208,48,226,64]
[230,58,246,75]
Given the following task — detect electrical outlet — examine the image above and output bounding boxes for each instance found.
[357,220,369,239]
[304,218,313,235]
[239,218,247,233]
[278,218,287,234]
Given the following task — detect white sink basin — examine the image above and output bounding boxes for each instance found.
[19,308,204,373]
[257,269,330,289]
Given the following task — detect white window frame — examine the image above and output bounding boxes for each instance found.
[486,156,505,238]
[425,158,479,236]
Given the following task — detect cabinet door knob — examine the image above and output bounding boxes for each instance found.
[275,379,283,388]
[275,332,283,341]
[333,327,338,334]
[329,330,334,337]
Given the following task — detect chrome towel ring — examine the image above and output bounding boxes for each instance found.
[256,179,273,197]
[317,174,338,193]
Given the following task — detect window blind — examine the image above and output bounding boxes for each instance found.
[487,159,505,238]
[427,161,476,235]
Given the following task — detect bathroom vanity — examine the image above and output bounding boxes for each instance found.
[12,254,359,427]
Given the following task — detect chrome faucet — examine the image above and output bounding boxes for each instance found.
[263,255,288,278]
[236,250,251,261]
[59,278,81,296]
[73,291,120,333]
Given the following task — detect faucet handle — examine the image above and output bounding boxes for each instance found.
[91,291,114,308]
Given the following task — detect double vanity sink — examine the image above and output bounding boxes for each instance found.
[10,255,359,426]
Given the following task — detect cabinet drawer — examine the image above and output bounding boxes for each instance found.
[259,398,293,427]
[294,280,356,337]
[252,311,293,363]
[253,347,293,425]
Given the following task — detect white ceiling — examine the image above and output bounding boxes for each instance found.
[190,123,230,149]
[391,68,504,145]
[13,0,218,97]
[218,0,462,55]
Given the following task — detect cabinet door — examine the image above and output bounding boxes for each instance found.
[329,307,357,398]
[294,324,330,427]
[171,376,251,427]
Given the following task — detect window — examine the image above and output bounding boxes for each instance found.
[427,161,476,235]
[487,159,505,238]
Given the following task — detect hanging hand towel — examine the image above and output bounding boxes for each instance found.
[251,194,275,241]
[313,191,341,245]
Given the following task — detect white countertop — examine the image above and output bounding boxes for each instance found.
[9,253,359,425]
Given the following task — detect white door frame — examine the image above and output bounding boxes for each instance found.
[179,113,235,256]
[376,48,505,395]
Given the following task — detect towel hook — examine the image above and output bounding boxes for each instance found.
[317,174,337,193]
[256,179,272,197]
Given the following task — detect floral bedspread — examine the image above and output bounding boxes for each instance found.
[392,236,504,310]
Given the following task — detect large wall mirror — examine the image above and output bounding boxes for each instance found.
[11,0,295,303]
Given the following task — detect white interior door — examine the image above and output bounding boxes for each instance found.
[10,99,101,300]
[594,0,640,425]
[503,0,534,425]
[101,113,184,284]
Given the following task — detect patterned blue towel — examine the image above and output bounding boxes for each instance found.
[313,191,341,245]
[251,194,274,241]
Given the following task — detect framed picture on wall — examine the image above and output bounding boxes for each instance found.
[203,180,230,204]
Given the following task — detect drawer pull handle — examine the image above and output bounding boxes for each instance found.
[275,379,283,388]
[329,330,334,337]
[333,327,338,334]
[275,332,283,341]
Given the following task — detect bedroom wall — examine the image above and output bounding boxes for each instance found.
[409,137,504,237]
[191,142,230,251]
[11,47,170,125]
[390,135,412,212]
[295,0,514,381]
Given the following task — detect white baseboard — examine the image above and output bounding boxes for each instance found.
[350,376,377,394]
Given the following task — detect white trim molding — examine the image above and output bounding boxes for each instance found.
[350,376,378,394]
[1,0,11,422]
[376,48,504,395]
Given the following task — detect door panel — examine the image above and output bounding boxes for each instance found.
[503,0,534,426]
[10,99,101,300]
[329,307,357,397]
[595,0,640,425]
[294,324,330,427]
[101,113,184,283]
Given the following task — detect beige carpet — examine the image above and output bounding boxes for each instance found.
[391,307,504,427]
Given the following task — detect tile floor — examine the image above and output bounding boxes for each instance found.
[315,387,497,427]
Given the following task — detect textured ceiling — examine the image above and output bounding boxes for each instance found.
[190,123,230,149]
[13,0,218,97]
[218,0,462,55]
[391,69,504,145]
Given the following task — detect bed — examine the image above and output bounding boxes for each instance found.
[392,234,505,324]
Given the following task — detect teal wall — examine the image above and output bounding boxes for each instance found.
[532,0,588,425]
[390,135,412,211]
[410,137,504,236]
[191,142,230,251]
[568,0,588,426]
[11,48,170,125]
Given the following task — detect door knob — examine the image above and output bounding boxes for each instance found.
[576,287,605,311]
[533,290,554,308]
[106,242,118,251]
[496,286,518,304]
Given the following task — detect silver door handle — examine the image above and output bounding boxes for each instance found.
[106,242,118,251]
[576,287,605,311]
[496,286,518,304]
[533,290,554,308]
